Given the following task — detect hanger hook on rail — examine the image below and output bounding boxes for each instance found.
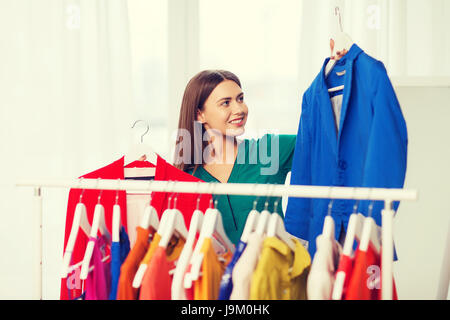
[131,120,150,143]
[335,6,343,32]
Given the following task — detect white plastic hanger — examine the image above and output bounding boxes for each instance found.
[240,188,261,243]
[132,193,173,289]
[240,208,259,243]
[140,203,160,231]
[61,186,92,278]
[112,180,122,243]
[359,202,381,253]
[325,7,354,81]
[255,208,270,236]
[342,213,365,256]
[332,201,365,300]
[322,200,336,239]
[159,195,188,248]
[172,199,204,299]
[112,204,121,243]
[124,120,158,178]
[266,199,296,252]
[255,187,276,236]
[138,180,160,231]
[80,185,112,281]
[184,200,235,288]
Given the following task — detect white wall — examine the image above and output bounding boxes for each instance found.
[1,86,448,300]
[393,85,450,299]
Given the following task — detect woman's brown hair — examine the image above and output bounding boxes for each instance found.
[173,70,241,173]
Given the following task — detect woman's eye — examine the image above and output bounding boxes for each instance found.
[221,100,230,106]
[238,96,244,102]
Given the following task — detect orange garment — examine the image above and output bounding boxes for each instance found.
[193,238,233,300]
[116,227,153,300]
[346,244,398,300]
[139,232,162,266]
[139,236,186,300]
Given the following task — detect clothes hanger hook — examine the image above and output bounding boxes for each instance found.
[147,179,153,205]
[252,183,260,211]
[352,188,360,214]
[115,178,121,205]
[368,188,375,217]
[273,197,280,214]
[335,6,343,32]
[170,181,178,209]
[78,177,85,203]
[195,182,203,211]
[207,182,215,209]
[327,187,334,216]
[97,178,103,204]
[131,120,150,143]
[164,180,172,209]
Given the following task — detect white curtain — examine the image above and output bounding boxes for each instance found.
[297,0,450,92]
[0,0,134,299]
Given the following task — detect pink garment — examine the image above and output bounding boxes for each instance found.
[85,236,111,300]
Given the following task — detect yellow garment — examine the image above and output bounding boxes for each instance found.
[139,233,162,265]
[194,238,232,300]
[250,236,311,300]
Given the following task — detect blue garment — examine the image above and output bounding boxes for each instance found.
[285,44,408,258]
[109,226,130,300]
[218,240,247,300]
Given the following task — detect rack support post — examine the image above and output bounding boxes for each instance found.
[382,199,394,300]
[33,187,43,300]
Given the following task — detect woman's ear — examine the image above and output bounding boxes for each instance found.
[196,110,205,124]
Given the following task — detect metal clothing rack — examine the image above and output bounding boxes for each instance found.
[16,178,418,300]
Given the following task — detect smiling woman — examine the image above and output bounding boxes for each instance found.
[173,69,297,245]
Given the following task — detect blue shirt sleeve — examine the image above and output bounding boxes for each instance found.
[284,93,312,240]
[358,61,408,223]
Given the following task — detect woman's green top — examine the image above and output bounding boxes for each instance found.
[185,133,297,245]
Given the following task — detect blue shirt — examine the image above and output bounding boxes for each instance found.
[285,44,408,258]
[218,240,247,300]
[109,226,130,300]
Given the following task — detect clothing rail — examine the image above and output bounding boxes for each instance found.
[16,178,418,300]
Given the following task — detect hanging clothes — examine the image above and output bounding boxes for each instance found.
[306,234,342,300]
[85,235,111,300]
[187,133,296,245]
[117,226,154,300]
[229,232,264,300]
[61,155,212,300]
[218,240,247,300]
[285,43,408,258]
[250,237,310,300]
[109,226,130,300]
[61,158,127,300]
[345,244,398,300]
[139,236,186,300]
[193,238,233,300]
[172,236,200,300]
[333,253,355,300]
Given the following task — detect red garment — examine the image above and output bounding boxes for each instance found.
[61,158,127,300]
[61,156,212,300]
[150,157,212,228]
[335,254,354,300]
[346,244,398,300]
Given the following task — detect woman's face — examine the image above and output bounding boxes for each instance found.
[197,80,248,138]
